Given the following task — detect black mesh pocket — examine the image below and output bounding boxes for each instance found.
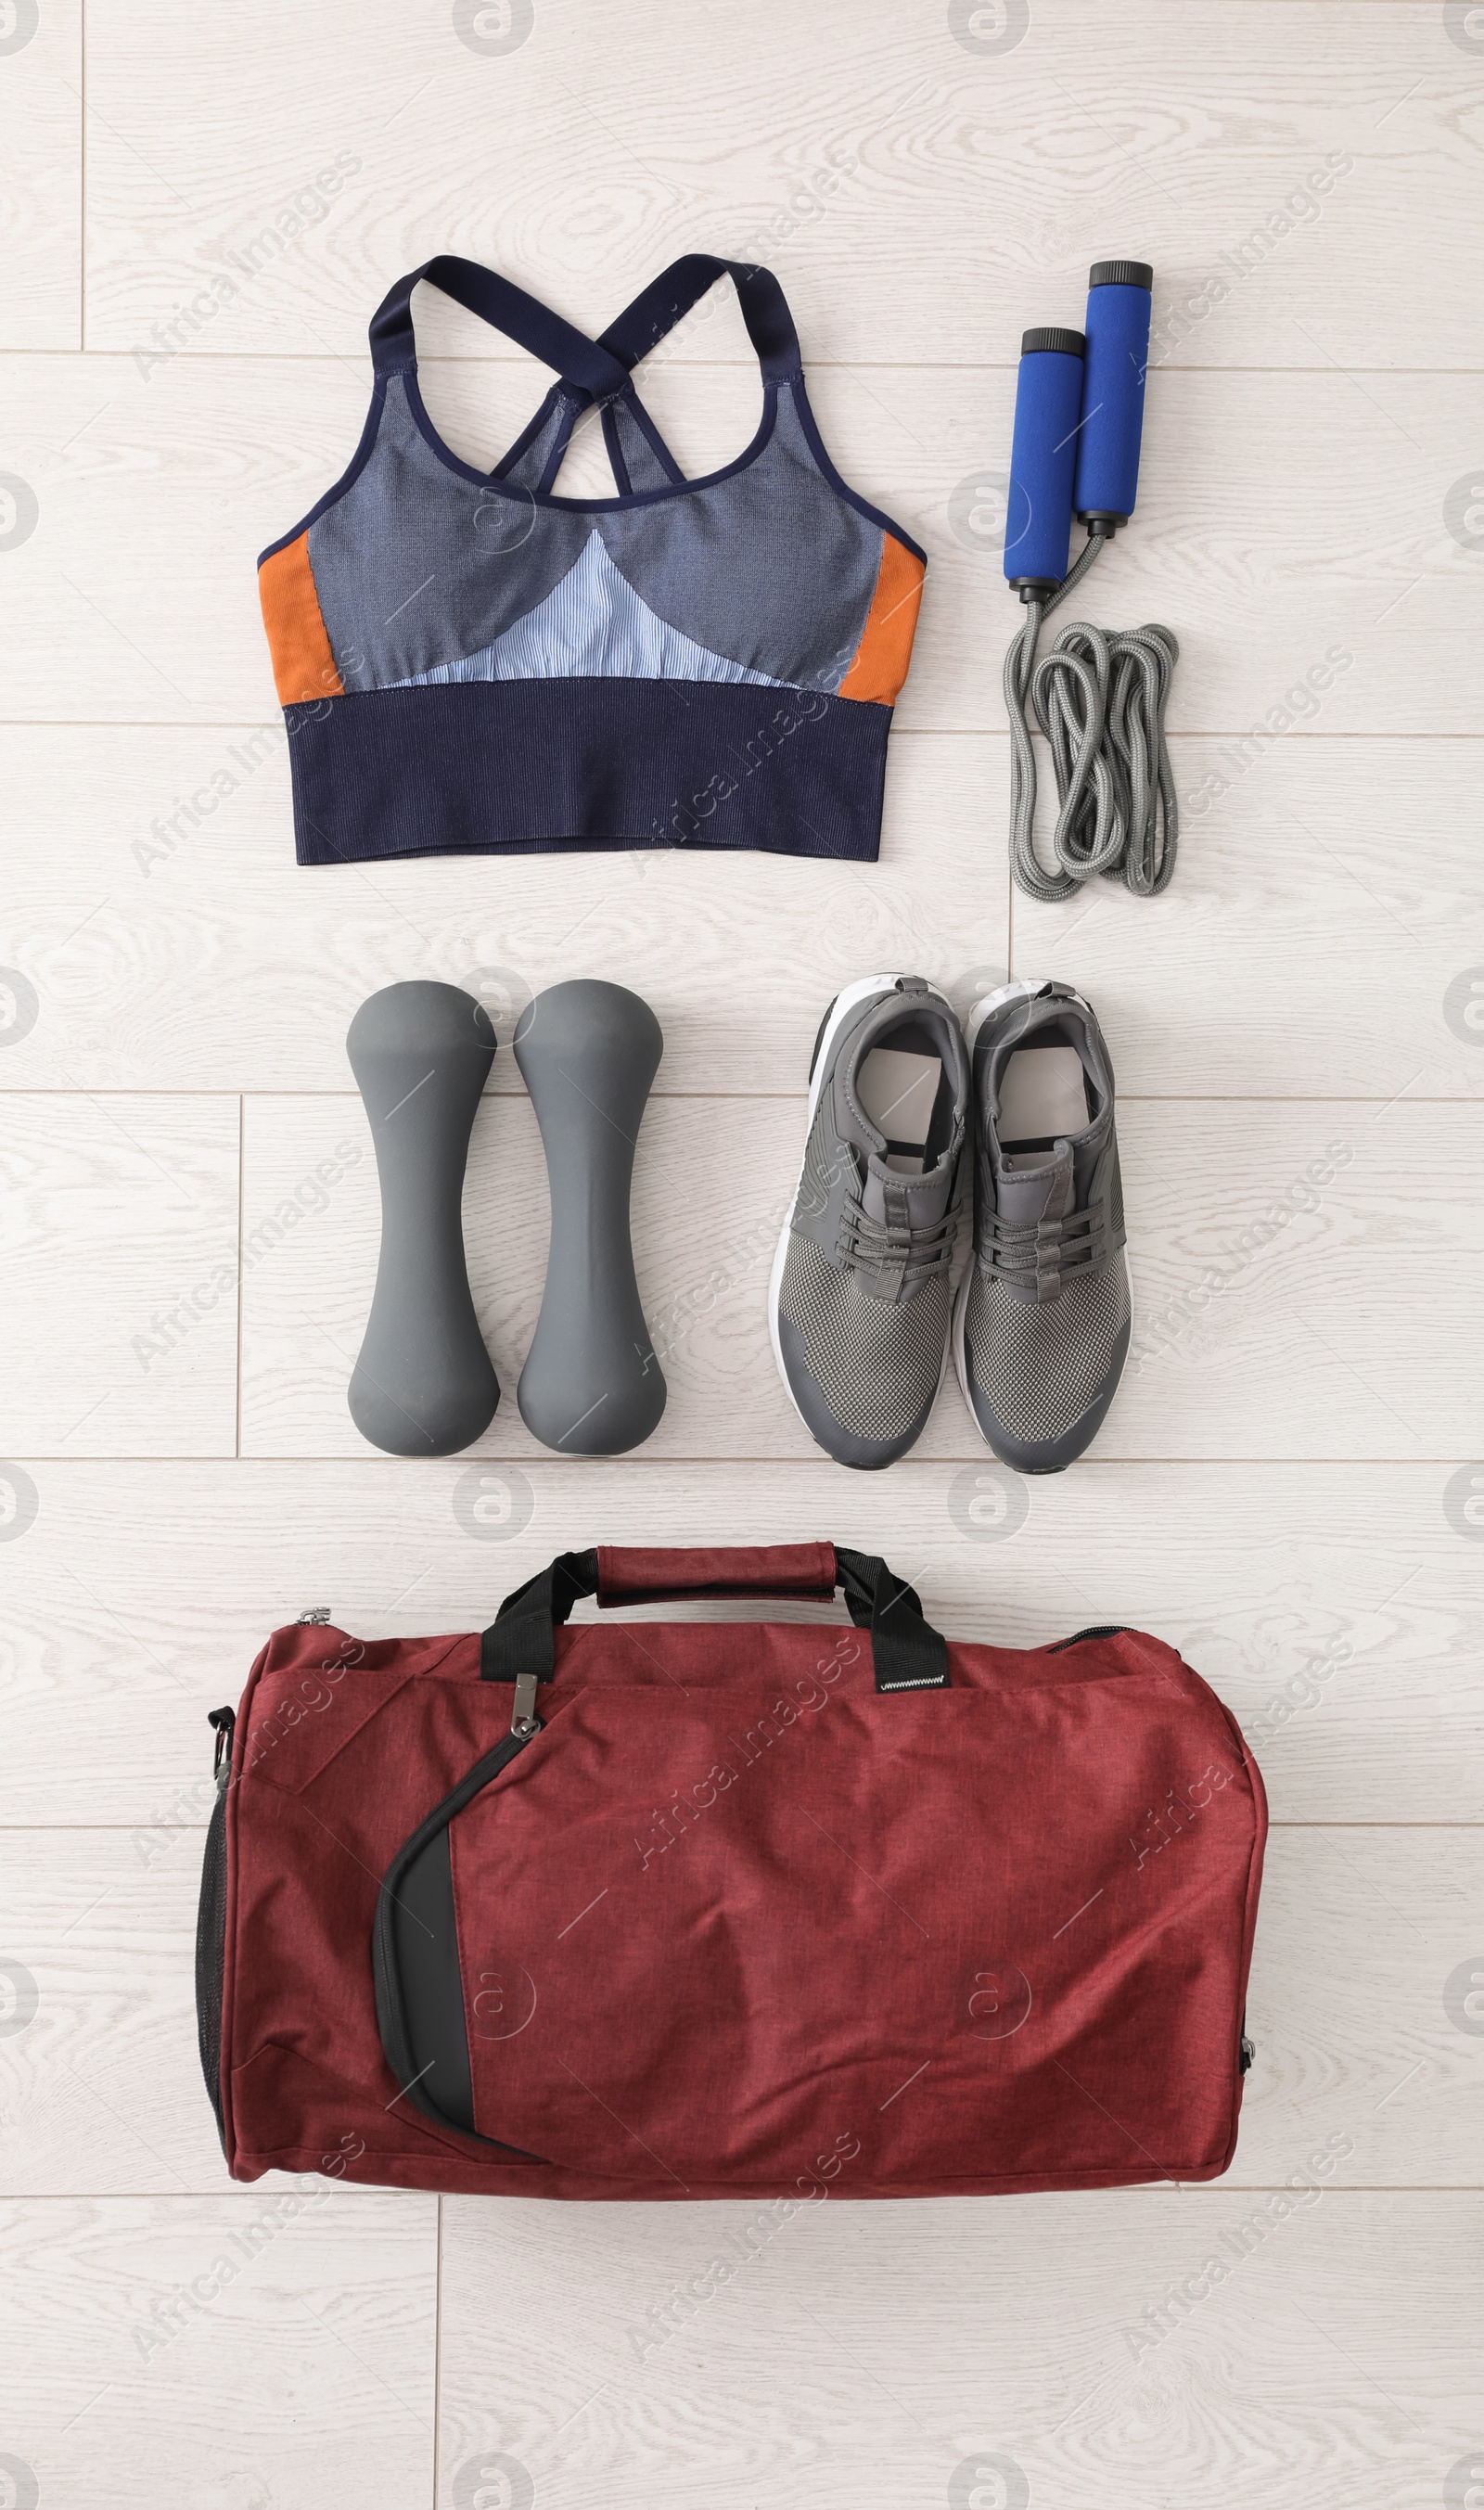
[195,1714,234,2152]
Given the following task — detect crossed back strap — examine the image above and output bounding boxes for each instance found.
[480,1543,950,1696]
[367,252,801,499]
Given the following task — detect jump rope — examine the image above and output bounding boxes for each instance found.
[1002,260,1178,903]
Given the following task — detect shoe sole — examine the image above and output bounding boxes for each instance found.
[953,977,1135,1461]
[768,972,959,1434]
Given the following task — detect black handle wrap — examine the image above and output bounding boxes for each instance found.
[480,1546,949,1695]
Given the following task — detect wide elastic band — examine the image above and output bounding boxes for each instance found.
[283,679,891,865]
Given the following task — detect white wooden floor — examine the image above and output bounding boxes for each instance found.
[2,3,1482,2504]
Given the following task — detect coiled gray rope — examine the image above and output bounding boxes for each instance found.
[1004,534,1179,903]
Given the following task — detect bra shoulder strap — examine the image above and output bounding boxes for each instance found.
[591,258,802,493]
[597,256,802,384]
[493,384,585,493]
[369,255,631,402]
[368,253,800,499]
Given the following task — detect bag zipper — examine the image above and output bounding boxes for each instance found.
[372,1706,547,2158]
[210,1704,236,1784]
[195,1705,237,2149]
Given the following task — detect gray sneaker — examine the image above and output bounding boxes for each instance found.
[770,974,968,1469]
[953,980,1130,1473]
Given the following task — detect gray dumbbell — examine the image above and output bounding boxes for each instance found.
[346,980,499,1456]
[514,980,666,1455]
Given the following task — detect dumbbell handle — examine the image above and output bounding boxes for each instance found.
[346,981,499,1457]
[515,980,667,1457]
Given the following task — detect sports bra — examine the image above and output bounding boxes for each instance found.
[258,255,927,867]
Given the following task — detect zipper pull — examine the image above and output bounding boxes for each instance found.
[510,1672,542,1739]
[1239,2032,1256,2074]
[208,1705,237,1790]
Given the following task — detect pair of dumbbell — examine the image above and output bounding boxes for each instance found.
[346,979,665,1458]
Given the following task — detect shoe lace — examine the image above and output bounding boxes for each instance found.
[836,1187,959,1282]
[979,1197,1105,1299]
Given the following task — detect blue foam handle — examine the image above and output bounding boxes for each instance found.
[1074,275,1152,525]
[1004,340,1085,589]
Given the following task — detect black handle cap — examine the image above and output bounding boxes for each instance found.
[1089,259,1153,290]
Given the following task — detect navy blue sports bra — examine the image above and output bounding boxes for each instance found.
[259,256,927,865]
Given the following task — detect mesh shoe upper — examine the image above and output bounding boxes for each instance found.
[775,981,967,1466]
[780,1226,953,1443]
[960,982,1130,1469]
[964,1257,1130,1442]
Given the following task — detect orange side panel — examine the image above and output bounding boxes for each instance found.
[258,532,343,708]
[837,532,926,706]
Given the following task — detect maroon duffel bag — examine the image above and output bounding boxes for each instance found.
[197,1542,1266,2199]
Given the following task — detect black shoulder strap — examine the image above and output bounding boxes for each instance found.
[597,255,801,384]
[369,256,631,401]
[370,254,799,498]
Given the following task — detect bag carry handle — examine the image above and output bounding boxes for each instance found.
[480,1543,949,1696]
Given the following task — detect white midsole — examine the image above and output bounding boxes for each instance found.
[767,973,957,1425]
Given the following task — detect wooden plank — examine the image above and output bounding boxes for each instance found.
[438,2189,1483,2510]
[1013,735,1484,1104]
[0,2192,435,2507]
[0,721,1008,1096]
[0,354,1477,732]
[232,1089,1483,1463]
[0,1461,1478,1825]
[0,1095,239,1456]
[0,0,81,349]
[80,3,1479,369]
[4,726,1481,1101]
[0,1826,1478,2196]
[0,1827,249,2196]
[1116,1095,1484,1459]
[0,4,1468,2498]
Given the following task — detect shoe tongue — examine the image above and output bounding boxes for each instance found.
[986,998,1108,1212]
[996,1141,1074,1226]
[862,1151,954,1233]
[831,1002,962,1236]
